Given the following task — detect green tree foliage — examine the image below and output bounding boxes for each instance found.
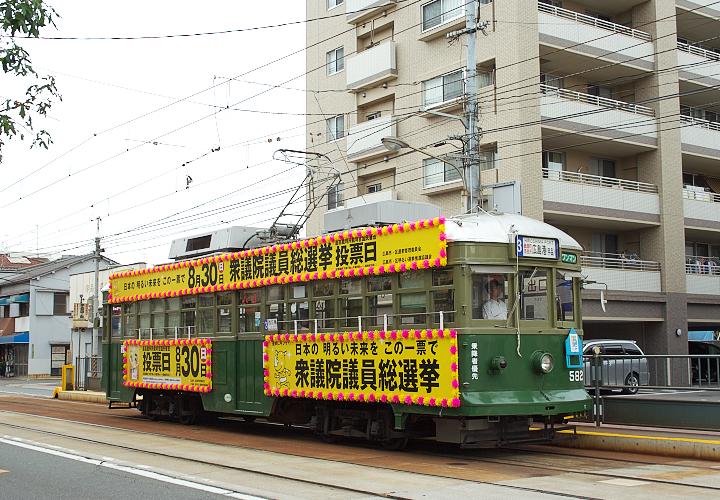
[1,0,60,162]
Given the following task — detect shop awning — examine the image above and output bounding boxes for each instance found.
[0,332,29,344]
[10,293,29,303]
[0,294,29,305]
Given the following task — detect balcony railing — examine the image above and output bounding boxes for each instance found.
[683,187,720,203]
[346,41,397,91]
[540,84,655,117]
[686,256,720,275]
[678,41,720,62]
[581,252,661,272]
[681,115,720,132]
[346,0,397,23]
[542,168,658,193]
[538,3,652,42]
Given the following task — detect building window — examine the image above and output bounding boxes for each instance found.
[53,293,68,315]
[542,151,565,178]
[478,147,496,171]
[540,73,564,89]
[367,183,382,193]
[587,84,613,99]
[328,182,344,210]
[422,69,464,108]
[422,0,463,31]
[326,47,344,75]
[326,114,345,140]
[477,67,495,88]
[327,0,344,9]
[423,158,461,187]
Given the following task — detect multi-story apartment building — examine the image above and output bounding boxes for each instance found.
[305,0,720,354]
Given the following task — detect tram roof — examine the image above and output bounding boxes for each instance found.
[444,213,582,251]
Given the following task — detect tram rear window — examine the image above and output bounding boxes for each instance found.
[472,274,510,320]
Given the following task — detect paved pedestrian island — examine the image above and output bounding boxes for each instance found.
[559,422,720,460]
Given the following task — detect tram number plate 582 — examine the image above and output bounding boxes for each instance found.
[569,370,584,382]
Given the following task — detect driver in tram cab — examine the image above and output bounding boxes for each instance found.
[483,278,508,320]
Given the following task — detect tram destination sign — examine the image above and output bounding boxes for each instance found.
[122,338,213,392]
[515,235,559,260]
[263,329,460,408]
[108,217,447,303]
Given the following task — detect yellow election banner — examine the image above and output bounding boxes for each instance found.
[122,338,213,392]
[108,217,447,303]
[263,329,460,407]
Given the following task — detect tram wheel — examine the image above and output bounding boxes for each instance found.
[178,395,200,425]
[379,437,408,451]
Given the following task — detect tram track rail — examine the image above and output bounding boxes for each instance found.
[1,397,720,497]
[0,412,596,500]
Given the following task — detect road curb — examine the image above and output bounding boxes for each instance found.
[56,390,107,404]
[554,429,720,460]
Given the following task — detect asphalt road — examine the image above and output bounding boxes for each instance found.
[0,438,251,500]
[0,377,58,398]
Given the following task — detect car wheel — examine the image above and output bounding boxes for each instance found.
[622,372,640,395]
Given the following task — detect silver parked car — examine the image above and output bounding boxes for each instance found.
[582,340,650,394]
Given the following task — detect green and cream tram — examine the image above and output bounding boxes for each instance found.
[104,213,589,447]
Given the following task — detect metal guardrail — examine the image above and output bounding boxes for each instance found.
[583,354,720,428]
[75,356,101,391]
[540,84,655,117]
[677,40,720,61]
[122,326,196,340]
[681,114,720,132]
[271,309,456,335]
[686,257,720,275]
[683,188,720,203]
[580,252,661,272]
[538,2,652,42]
[542,167,658,193]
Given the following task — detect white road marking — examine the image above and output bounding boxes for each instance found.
[0,436,267,500]
[599,478,650,487]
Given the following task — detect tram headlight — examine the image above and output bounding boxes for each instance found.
[532,351,554,374]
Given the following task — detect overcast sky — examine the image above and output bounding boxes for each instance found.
[1,1,309,267]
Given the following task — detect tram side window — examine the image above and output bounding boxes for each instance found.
[368,292,393,327]
[313,281,336,330]
[139,300,151,334]
[123,303,136,338]
[166,297,180,335]
[181,294,196,334]
[519,270,548,320]
[472,274,510,320]
[289,285,309,329]
[432,289,454,323]
[111,306,122,338]
[217,292,233,334]
[340,278,362,328]
[238,290,261,334]
[555,271,575,322]
[266,285,285,333]
[197,294,215,335]
[399,292,426,326]
[151,299,165,335]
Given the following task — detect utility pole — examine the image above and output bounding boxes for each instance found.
[465,1,478,213]
[448,1,487,212]
[92,217,101,358]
